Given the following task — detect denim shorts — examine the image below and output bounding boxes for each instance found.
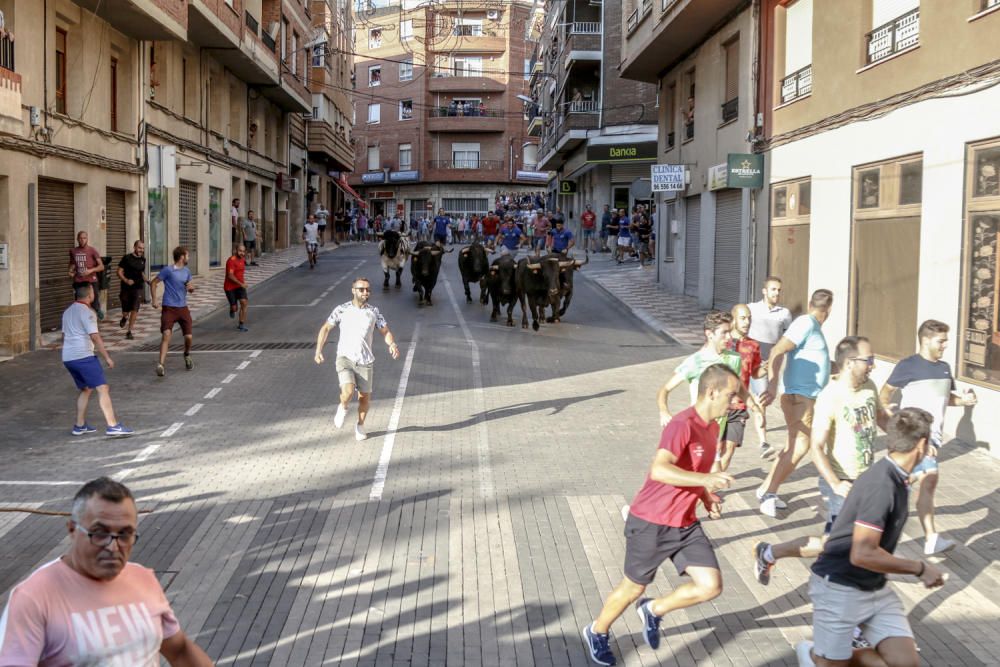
[64,356,107,390]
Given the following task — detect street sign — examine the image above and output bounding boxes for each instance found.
[726,153,764,188]
[559,180,577,194]
[708,163,728,191]
[651,164,685,192]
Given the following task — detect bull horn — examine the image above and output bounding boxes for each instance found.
[443,246,455,253]
[575,255,590,267]
[526,261,541,270]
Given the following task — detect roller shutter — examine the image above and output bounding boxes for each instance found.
[105,189,127,309]
[38,179,75,332]
[611,162,652,183]
[178,180,198,274]
[683,195,701,297]
[713,189,743,310]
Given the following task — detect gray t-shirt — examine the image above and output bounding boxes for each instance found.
[242,218,257,241]
[61,302,98,362]
[748,299,793,357]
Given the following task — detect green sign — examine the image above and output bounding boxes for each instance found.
[726,153,764,189]
[559,180,577,194]
[586,141,658,164]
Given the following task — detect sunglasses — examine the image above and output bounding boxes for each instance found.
[851,356,876,366]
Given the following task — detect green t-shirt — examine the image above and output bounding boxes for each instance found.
[674,348,743,405]
[812,379,882,480]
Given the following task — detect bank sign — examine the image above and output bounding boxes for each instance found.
[586,141,658,163]
[726,153,764,188]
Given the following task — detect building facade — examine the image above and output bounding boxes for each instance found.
[761,0,1000,457]
[348,0,540,221]
[530,0,658,236]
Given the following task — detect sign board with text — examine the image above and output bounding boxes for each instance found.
[559,180,577,194]
[726,153,764,188]
[651,164,685,192]
[585,141,657,163]
[708,163,728,191]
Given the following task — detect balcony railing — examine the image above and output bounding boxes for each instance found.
[429,159,504,170]
[262,31,276,51]
[1,33,13,71]
[568,100,598,113]
[572,22,601,34]
[666,131,675,149]
[721,97,738,123]
[431,66,503,78]
[626,9,639,32]
[429,106,504,118]
[780,64,812,104]
[986,0,1000,9]
[684,121,694,141]
[245,11,259,36]
[642,0,652,17]
[866,8,919,65]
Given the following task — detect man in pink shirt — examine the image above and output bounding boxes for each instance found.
[68,231,105,320]
[0,477,213,666]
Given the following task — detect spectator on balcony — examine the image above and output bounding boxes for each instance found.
[685,96,696,127]
[479,102,486,117]
[572,89,583,104]
[448,100,458,117]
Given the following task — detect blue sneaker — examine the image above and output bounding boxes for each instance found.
[105,424,134,437]
[71,424,97,436]
[636,598,662,649]
[237,324,249,332]
[581,624,616,665]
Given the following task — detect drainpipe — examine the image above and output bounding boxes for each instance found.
[747,0,761,297]
[598,0,605,128]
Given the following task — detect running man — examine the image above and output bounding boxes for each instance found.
[583,365,739,666]
[753,336,890,585]
[531,209,550,256]
[496,216,523,256]
[224,245,249,332]
[314,278,400,441]
[548,218,575,255]
[719,304,766,472]
[151,246,195,377]
[61,284,133,437]
[615,209,632,264]
[432,209,451,245]
[68,231,105,320]
[879,319,977,555]
[304,214,320,269]
[796,408,945,667]
[757,288,834,517]
[116,240,149,341]
[748,276,794,458]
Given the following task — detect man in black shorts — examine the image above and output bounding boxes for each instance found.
[116,240,149,340]
[583,364,739,666]
[224,245,249,332]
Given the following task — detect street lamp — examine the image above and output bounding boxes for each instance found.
[516,94,534,104]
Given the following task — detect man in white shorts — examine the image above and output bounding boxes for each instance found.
[748,276,793,458]
[303,214,320,269]
[314,278,400,441]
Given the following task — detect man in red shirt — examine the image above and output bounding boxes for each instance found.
[580,204,597,254]
[715,303,766,472]
[224,245,249,332]
[583,364,740,666]
[482,211,500,245]
[68,231,105,320]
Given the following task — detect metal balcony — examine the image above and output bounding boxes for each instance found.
[684,121,694,141]
[572,22,601,34]
[866,8,919,65]
[429,159,504,170]
[780,65,812,104]
[721,97,738,123]
[245,10,260,36]
[568,100,598,113]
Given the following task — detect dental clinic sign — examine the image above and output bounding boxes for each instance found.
[726,153,764,189]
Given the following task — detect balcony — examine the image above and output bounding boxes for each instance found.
[426,159,506,181]
[189,4,278,85]
[780,65,812,104]
[684,121,694,141]
[432,32,506,53]
[427,107,505,133]
[262,31,277,52]
[428,69,506,93]
[627,0,653,34]
[865,8,919,65]
[245,10,259,36]
[572,22,602,34]
[563,32,601,62]
[720,97,738,123]
[430,159,503,170]
[527,114,543,137]
[69,0,186,40]
[307,118,353,171]
[0,33,21,126]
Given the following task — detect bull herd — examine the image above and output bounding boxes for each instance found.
[377,232,588,331]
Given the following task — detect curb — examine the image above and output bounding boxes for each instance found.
[577,266,689,348]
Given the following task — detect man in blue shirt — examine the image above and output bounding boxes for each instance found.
[615,209,632,264]
[600,205,613,252]
[548,219,575,254]
[496,216,523,256]
[151,246,196,377]
[432,209,451,245]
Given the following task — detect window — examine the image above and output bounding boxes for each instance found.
[55,28,67,114]
[442,198,489,217]
[453,19,484,36]
[866,0,919,64]
[369,28,382,49]
[722,37,739,123]
[451,142,480,169]
[182,57,188,117]
[399,143,412,170]
[769,177,812,316]
[312,43,327,67]
[312,106,319,119]
[524,58,531,80]
[850,156,923,360]
[399,59,413,81]
[683,70,695,140]
[367,103,380,123]
[367,146,380,171]
[453,56,483,77]
[779,0,813,104]
[399,99,413,120]
[665,82,676,149]
[110,57,118,132]
[291,32,298,74]
[369,65,381,86]
[401,20,413,39]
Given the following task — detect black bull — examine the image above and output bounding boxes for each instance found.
[515,254,588,331]
[486,255,518,326]
[458,242,490,304]
[409,241,453,305]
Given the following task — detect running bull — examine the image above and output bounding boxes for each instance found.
[486,254,518,326]
[458,241,490,304]
[515,253,587,331]
[378,230,410,289]
[410,241,452,306]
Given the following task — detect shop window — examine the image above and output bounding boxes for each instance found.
[769,177,811,316]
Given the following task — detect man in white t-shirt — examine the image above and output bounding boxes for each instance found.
[303,214,320,269]
[314,278,400,441]
[748,276,793,458]
[231,198,240,245]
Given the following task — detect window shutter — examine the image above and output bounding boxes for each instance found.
[872,0,919,28]
[784,0,813,74]
[724,39,739,102]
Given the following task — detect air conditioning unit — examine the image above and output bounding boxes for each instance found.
[487,9,499,19]
[289,177,300,193]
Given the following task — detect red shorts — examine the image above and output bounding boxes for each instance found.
[160,305,193,335]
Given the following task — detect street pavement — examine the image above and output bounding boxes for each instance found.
[1,243,998,666]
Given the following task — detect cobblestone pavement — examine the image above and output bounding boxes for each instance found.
[1,244,997,666]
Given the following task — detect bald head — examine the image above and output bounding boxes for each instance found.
[731,303,751,337]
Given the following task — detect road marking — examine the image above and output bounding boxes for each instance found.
[369,322,420,501]
[130,444,160,463]
[237,360,251,370]
[222,373,237,384]
[442,275,494,497]
[160,422,184,437]
[0,480,85,486]
[204,387,222,399]
[253,262,363,307]
[249,350,261,358]
[185,403,204,416]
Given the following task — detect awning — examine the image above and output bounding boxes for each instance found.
[333,176,364,203]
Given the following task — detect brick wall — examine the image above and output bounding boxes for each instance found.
[153,0,190,30]
[602,0,658,126]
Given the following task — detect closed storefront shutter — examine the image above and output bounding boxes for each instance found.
[179,180,198,274]
[38,179,75,332]
[713,189,743,310]
[684,195,701,297]
[105,189,127,309]
[611,162,652,184]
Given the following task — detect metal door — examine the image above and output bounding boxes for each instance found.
[179,180,198,273]
[713,189,743,310]
[38,179,75,332]
[683,195,701,297]
[105,189,127,308]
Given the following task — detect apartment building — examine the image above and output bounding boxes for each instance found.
[529,0,658,233]
[348,0,539,221]
[620,0,766,311]
[761,0,1000,457]
[0,0,314,357]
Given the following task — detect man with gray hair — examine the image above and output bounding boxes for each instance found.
[0,477,213,665]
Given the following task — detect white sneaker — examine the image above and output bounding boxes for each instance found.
[355,423,368,441]
[795,640,816,667]
[756,488,788,510]
[924,533,956,556]
[621,504,630,521]
[334,404,347,429]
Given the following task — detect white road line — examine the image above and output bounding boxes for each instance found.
[236,360,251,370]
[251,261,363,307]
[160,422,184,437]
[130,444,160,463]
[249,350,262,358]
[204,387,222,399]
[0,480,85,486]
[442,275,494,497]
[369,322,421,501]
[222,373,237,384]
[185,403,204,416]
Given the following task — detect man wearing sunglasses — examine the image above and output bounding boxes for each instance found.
[0,477,212,665]
[314,277,400,441]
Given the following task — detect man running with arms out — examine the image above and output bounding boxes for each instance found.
[796,408,946,667]
[151,246,195,377]
[879,319,977,556]
[314,278,400,441]
[303,214,320,270]
[757,288,834,517]
[548,218,575,255]
[0,477,211,666]
[719,304,766,472]
[116,240,149,341]
[61,285,133,437]
[495,216,523,256]
[754,336,890,585]
[748,276,794,458]
[583,365,739,666]
[224,245,249,332]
